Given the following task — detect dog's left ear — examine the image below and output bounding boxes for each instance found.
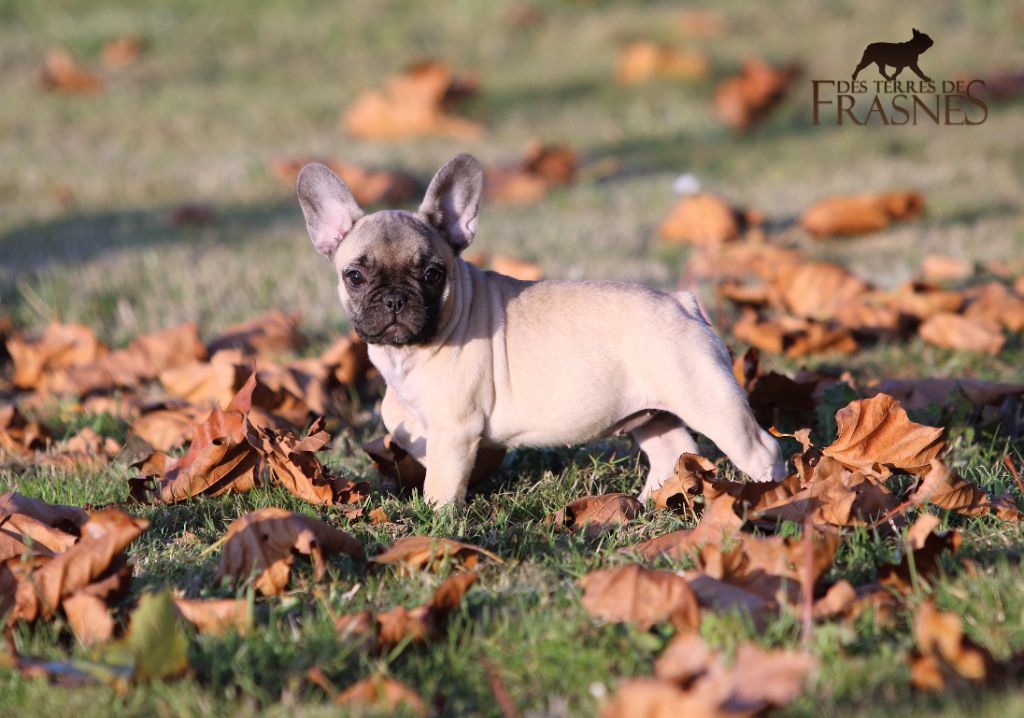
[912,27,921,36]
[296,163,365,259]
[418,153,484,253]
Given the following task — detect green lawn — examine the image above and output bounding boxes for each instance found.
[2,1,1024,716]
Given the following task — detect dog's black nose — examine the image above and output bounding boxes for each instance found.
[382,291,407,313]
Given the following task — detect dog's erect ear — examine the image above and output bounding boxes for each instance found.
[418,153,484,253]
[296,163,365,259]
[912,27,921,36]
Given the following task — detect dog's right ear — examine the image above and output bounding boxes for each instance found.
[296,163,365,259]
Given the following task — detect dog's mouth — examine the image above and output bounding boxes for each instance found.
[356,319,431,346]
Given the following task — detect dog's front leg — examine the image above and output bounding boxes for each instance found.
[909,62,931,82]
[422,424,481,507]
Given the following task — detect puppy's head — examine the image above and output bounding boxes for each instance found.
[911,28,933,51]
[296,154,483,346]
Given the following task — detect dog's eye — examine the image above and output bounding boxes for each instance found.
[345,270,366,288]
[423,267,444,286]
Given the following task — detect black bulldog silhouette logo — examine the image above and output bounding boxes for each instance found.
[852,28,934,81]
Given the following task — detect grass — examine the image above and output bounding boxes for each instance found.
[2,0,1024,715]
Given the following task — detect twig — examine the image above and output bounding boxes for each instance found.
[482,654,521,718]
[1003,454,1024,499]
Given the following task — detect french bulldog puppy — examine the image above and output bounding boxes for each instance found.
[297,154,785,507]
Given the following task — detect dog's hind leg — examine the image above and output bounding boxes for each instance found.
[654,329,785,486]
[852,53,871,80]
[632,413,699,502]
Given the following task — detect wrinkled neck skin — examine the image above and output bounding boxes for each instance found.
[366,256,474,382]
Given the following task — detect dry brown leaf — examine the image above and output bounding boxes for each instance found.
[866,377,1024,413]
[910,459,1022,520]
[604,635,814,717]
[887,281,965,320]
[206,311,302,357]
[130,402,199,452]
[629,495,744,560]
[919,313,1005,354]
[7,322,106,390]
[822,394,944,475]
[39,48,102,93]
[0,406,51,459]
[547,493,642,538]
[377,571,478,646]
[714,59,800,129]
[269,158,419,206]
[173,597,251,635]
[879,514,962,594]
[370,535,500,572]
[489,256,544,281]
[579,564,700,631]
[964,281,1024,332]
[101,36,142,67]
[362,433,427,489]
[485,142,578,204]
[651,453,717,513]
[688,241,805,284]
[334,675,427,716]
[801,190,924,237]
[62,591,115,644]
[128,372,261,503]
[342,59,481,139]
[4,507,147,624]
[0,492,86,561]
[658,193,754,246]
[320,331,371,387]
[217,507,364,596]
[733,310,858,357]
[922,255,973,283]
[616,41,708,84]
[158,348,244,407]
[772,261,868,320]
[909,599,992,691]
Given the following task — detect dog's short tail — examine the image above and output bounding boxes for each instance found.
[671,289,712,326]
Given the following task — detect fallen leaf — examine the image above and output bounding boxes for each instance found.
[865,377,1024,413]
[335,675,427,716]
[269,158,419,205]
[801,190,924,237]
[39,48,102,93]
[714,59,800,129]
[206,310,302,357]
[4,507,147,624]
[320,331,371,387]
[964,281,1024,332]
[772,261,868,320]
[922,255,973,283]
[658,193,755,246]
[547,493,642,537]
[579,564,700,630]
[0,406,52,459]
[490,255,544,281]
[919,313,1005,354]
[129,401,199,452]
[909,459,1022,520]
[909,599,991,691]
[217,507,364,595]
[887,281,965,320]
[650,453,717,513]
[485,142,578,204]
[616,41,708,84]
[342,59,482,139]
[823,394,945,475]
[170,204,216,226]
[128,372,261,503]
[370,535,500,572]
[878,514,962,593]
[629,495,744,560]
[101,36,142,67]
[733,310,858,357]
[173,597,251,635]
[376,571,478,646]
[7,322,106,390]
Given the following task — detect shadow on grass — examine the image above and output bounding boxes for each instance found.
[0,200,299,278]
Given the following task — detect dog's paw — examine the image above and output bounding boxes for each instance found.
[750,462,787,484]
